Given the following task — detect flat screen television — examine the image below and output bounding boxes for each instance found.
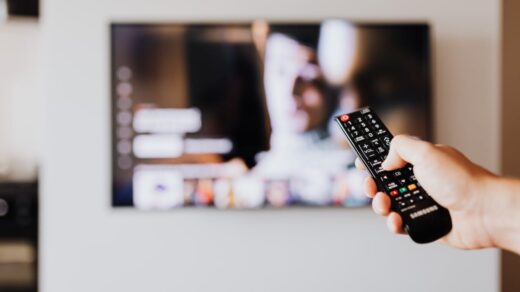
[111,21,432,209]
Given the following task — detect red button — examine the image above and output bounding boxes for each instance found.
[390,190,399,197]
[340,114,350,122]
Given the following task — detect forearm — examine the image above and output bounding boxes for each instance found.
[483,176,520,254]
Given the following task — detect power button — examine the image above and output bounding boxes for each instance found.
[340,114,350,122]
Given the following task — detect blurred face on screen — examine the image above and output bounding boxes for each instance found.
[263,34,331,136]
[290,71,328,132]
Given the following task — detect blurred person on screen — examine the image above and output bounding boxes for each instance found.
[252,32,365,205]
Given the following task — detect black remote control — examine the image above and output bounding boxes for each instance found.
[335,107,452,244]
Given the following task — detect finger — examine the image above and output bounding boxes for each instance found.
[355,158,366,171]
[363,176,378,198]
[371,192,391,216]
[387,212,406,234]
[382,135,433,170]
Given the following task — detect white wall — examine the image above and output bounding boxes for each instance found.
[41,0,501,291]
[0,19,41,181]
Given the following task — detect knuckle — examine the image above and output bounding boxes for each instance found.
[415,142,435,162]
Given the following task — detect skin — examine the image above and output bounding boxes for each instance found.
[356,135,520,254]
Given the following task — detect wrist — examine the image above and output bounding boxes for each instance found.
[480,176,520,253]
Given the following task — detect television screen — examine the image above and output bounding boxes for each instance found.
[111,21,431,209]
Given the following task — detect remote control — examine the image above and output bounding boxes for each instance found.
[335,107,452,244]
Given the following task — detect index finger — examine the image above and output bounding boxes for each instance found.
[382,135,433,170]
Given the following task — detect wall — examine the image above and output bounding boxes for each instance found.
[41,0,501,291]
[0,19,41,181]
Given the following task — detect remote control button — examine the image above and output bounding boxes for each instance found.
[340,114,350,122]
[398,201,406,207]
[403,193,412,198]
[360,108,371,114]
[374,165,385,173]
[399,178,407,185]
[399,187,407,194]
[375,146,386,154]
[394,196,402,201]
[370,158,383,167]
[367,132,375,139]
[351,130,361,137]
[408,184,417,191]
[386,182,398,189]
[409,199,415,204]
[362,147,375,156]
[376,128,388,135]
[356,117,363,123]
[366,152,378,159]
[363,127,371,133]
[393,170,404,178]
[373,124,381,129]
[390,190,399,196]
[379,173,390,182]
[359,142,372,151]
[380,135,392,148]
[345,125,357,132]
[354,136,365,142]
[412,189,421,196]
[371,138,381,146]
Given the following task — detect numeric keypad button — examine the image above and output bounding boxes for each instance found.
[351,130,361,138]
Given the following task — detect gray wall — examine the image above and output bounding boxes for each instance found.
[41,0,501,291]
[0,20,40,182]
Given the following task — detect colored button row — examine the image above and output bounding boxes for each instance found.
[389,184,417,197]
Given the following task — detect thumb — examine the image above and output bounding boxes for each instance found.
[382,135,433,170]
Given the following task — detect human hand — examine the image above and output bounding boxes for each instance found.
[356,135,498,249]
